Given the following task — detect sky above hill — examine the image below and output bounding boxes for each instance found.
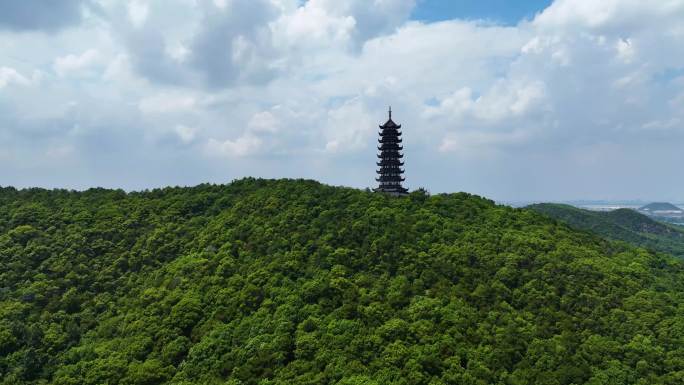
[1,0,684,201]
[411,0,553,24]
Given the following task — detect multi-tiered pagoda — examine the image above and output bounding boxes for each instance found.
[375,107,408,195]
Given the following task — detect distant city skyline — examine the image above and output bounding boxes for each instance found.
[1,0,684,202]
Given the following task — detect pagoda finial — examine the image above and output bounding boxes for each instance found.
[388,106,392,119]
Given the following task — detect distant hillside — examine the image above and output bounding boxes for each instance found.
[639,202,683,212]
[4,180,684,384]
[528,203,684,257]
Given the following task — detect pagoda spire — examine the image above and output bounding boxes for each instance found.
[374,108,408,196]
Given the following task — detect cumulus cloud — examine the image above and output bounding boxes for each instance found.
[533,0,684,31]
[425,80,547,123]
[127,0,150,28]
[175,124,199,143]
[0,67,32,88]
[272,0,415,50]
[53,49,101,77]
[248,111,280,133]
[323,98,376,153]
[107,0,281,88]
[311,0,416,43]
[206,134,263,157]
[101,0,419,89]
[271,2,356,50]
[188,0,281,87]
[439,129,532,155]
[139,94,197,114]
[46,145,75,159]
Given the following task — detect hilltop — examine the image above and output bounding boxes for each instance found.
[639,202,683,212]
[2,179,684,384]
[527,203,684,258]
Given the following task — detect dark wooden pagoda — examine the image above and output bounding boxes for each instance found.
[375,107,408,195]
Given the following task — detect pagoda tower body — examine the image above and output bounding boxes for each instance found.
[375,107,408,195]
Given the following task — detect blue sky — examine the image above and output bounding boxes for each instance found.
[412,0,553,24]
[1,0,684,201]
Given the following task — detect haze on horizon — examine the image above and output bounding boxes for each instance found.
[1,0,683,202]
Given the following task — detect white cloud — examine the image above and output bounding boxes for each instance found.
[248,111,280,133]
[138,93,196,114]
[532,0,684,31]
[53,49,101,77]
[0,67,31,88]
[424,87,475,120]
[46,145,75,159]
[175,124,199,143]
[127,0,150,27]
[206,134,263,157]
[425,80,546,123]
[439,129,531,154]
[323,98,375,153]
[166,42,190,62]
[615,38,635,63]
[213,0,228,10]
[509,82,546,116]
[314,0,416,43]
[271,2,356,50]
[103,54,132,80]
[641,118,681,131]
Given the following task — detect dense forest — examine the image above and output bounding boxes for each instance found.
[2,179,684,384]
[528,203,684,258]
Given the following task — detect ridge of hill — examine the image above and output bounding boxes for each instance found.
[527,203,684,257]
[2,179,684,384]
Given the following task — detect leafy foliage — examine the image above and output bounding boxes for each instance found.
[2,179,684,384]
[528,203,684,258]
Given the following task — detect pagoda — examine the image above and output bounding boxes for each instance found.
[375,107,408,195]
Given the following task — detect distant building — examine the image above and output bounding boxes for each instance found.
[375,107,408,196]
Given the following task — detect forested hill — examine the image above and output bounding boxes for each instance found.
[2,179,684,385]
[640,202,682,211]
[528,203,684,258]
